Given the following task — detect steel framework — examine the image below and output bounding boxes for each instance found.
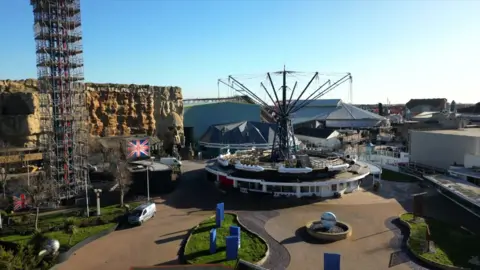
[31,0,88,199]
[218,67,352,161]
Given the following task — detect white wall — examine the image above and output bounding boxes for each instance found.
[465,154,480,168]
[359,151,410,172]
[410,131,480,169]
[295,135,341,149]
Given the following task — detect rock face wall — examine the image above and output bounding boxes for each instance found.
[0,79,183,147]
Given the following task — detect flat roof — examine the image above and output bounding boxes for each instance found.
[424,174,480,206]
[184,101,258,108]
[412,128,480,137]
[449,167,480,179]
[130,160,171,171]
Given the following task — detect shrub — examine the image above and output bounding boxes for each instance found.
[0,244,56,270]
[28,231,47,252]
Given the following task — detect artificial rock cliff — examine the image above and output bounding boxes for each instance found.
[0,79,183,147]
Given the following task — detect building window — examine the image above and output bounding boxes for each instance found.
[301,186,309,193]
[283,186,294,193]
[339,183,344,189]
[332,184,337,191]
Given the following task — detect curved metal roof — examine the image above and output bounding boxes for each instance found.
[291,99,385,125]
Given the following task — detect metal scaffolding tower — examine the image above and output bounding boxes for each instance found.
[31,0,88,199]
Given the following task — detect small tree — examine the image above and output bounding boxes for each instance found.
[22,171,55,230]
[106,142,131,207]
[0,141,15,199]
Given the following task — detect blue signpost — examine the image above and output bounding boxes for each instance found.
[230,226,241,248]
[324,253,341,270]
[216,203,225,228]
[209,229,217,254]
[226,236,239,260]
[218,202,225,221]
[215,207,221,228]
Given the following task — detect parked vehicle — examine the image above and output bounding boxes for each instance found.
[160,157,182,175]
[127,202,156,225]
[159,157,182,166]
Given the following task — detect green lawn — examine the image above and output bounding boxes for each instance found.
[0,202,143,250]
[381,169,419,182]
[184,214,267,267]
[400,213,480,268]
[0,223,116,249]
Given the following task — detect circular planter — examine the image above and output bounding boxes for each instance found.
[305,220,352,242]
[180,213,269,266]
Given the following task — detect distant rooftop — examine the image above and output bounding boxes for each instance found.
[130,160,171,171]
[414,128,480,137]
[406,98,447,110]
[425,174,480,206]
[184,96,259,108]
[449,166,480,179]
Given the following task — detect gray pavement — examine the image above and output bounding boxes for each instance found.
[57,161,480,270]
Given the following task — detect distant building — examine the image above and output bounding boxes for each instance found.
[406,98,447,116]
[409,128,480,170]
[458,102,480,114]
[290,99,386,128]
[198,121,276,157]
[184,101,261,141]
[293,127,341,150]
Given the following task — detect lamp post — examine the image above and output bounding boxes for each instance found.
[94,189,102,216]
[85,170,90,217]
[145,157,155,202]
[0,168,5,199]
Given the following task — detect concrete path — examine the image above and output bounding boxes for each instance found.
[57,162,211,270]
[264,202,414,270]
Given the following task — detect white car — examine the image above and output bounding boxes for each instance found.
[127,202,156,225]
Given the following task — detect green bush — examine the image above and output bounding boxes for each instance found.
[28,231,47,252]
[0,244,56,270]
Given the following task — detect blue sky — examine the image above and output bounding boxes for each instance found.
[0,0,479,104]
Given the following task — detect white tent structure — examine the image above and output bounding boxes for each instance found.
[291,99,386,128]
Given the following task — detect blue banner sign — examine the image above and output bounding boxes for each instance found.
[215,207,222,228]
[230,226,241,248]
[217,202,225,221]
[209,228,217,254]
[226,236,239,260]
[324,253,341,270]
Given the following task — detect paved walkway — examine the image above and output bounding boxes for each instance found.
[57,161,478,270]
[265,202,416,270]
[237,211,290,270]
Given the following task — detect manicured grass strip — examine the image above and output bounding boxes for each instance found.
[381,169,418,182]
[184,214,267,267]
[0,202,144,250]
[0,223,116,249]
[400,213,480,268]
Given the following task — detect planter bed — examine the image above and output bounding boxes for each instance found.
[399,213,479,270]
[183,213,268,268]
